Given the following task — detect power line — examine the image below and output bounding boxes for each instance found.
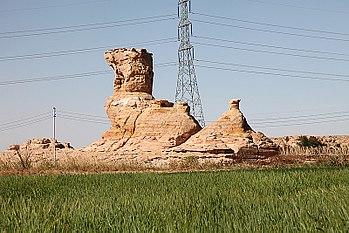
[195,35,349,58]
[155,62,178,67]
[1,14,175,35]
[0,71,109,86]
[192,19,349,43]
[194,42,349,63]
[0,115,51,132]
[251,111,349,124]
[0,62,177,86]
[0,0,113,13]
[205,111,349,128]
[195,64,349,83]
[0,112,51,127]
[243,0,349,15]
[58,115,110,125]
[206,110,349,123]
[193,12,349,36]
[0,15,176,39]
[60,110,107,120]
[3,107,347,133]
[253,117,349,128]
[60,110,349,128]
[0,38,177,62]
[196,59,349,79]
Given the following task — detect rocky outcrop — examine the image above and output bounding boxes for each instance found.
[0,138,73,168]
[166,99,279,159]
[272,135,349,148]
[85,48,201,155]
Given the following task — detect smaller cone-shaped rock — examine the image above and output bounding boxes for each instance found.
[169,99,279,158]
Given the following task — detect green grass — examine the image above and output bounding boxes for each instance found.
[1,168,349,232]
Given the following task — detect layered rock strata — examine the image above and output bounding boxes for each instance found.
[86,48,201,155]
[167,99,279,158]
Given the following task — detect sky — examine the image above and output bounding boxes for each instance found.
[1,0,349,151]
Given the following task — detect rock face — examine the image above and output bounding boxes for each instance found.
[105,48,154,93]
[88,48,201,155]
[168,99,279,158]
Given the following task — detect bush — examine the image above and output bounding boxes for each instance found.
[297,136,325,148]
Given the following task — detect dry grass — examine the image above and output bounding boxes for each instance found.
[280,145,349,156]
[279,145,349,167]
[1,145,349,176]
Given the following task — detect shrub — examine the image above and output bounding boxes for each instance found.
[297,136,325,148]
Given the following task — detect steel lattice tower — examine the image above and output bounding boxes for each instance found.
[175,0,205,127]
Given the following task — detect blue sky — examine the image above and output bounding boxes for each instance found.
[1,0,349,151]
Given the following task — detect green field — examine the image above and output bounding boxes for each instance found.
[1,168,349,232]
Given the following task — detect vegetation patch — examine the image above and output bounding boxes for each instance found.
[297,135,325,148]
[1,168,349,231]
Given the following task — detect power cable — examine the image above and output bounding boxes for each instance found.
[60,110,106,120]
[0,116,52,132]
[194,42,349,63]
[1,109,347,132]
[196,59,349,79]
[0,0,113,13]
[251,113,349,124]
[0,62,177,86]
[0,38,177,62]
[2,107,342,133]
[206,110,349,123]
[0,15,176,39]
[58,115,110,125]
[251,110,349,122]
[243,0,349,15]
[155,62,178,67]
[195,64,349,82]
[1,14,175,35]
[205,117,349,128]
[0,71,109,86]
[0,112,51,127]
[253,117,349,128]
[59,108,349,126]
[195,35,349,58]
[193,12,349,36]
[192,19,349,43]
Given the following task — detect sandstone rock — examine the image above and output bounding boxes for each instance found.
[86,48,202,155]
[103,92,154,140]
[1,138,74,168]
[166,99,279,158]
[7,138,73,151]
[104,48,153,94]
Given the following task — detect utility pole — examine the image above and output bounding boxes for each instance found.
[53,107,57,162]
[176,0,205,127]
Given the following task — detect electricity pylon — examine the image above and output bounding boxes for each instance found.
[175,0,205,127]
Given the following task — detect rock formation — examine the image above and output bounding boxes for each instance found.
[167,99,279,158]
[0,138,73,168]
[272,135,349,149]
[85,48,201,155]
[104,48,154,94]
